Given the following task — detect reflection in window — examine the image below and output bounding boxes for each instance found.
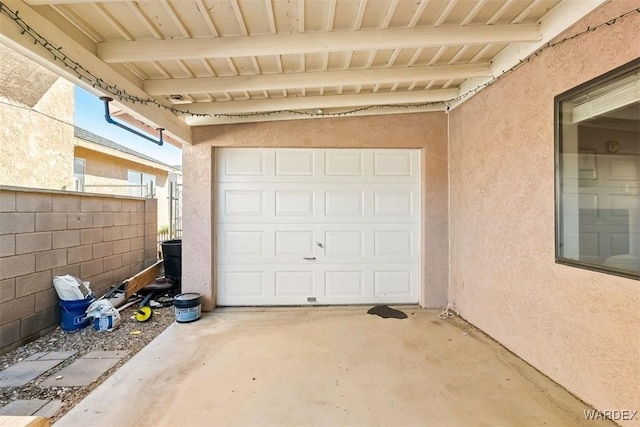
[127,170,156,198]
[73,157,85,191]
[556,60,639,278]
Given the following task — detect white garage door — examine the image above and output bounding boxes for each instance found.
[216,148,420,306]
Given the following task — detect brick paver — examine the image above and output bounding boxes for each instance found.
[39,351,129,387]
[0,399,49,415]
[40,358,119,387]
[33,400,63,418]
[0,351,77,387]
[23,352,48,361]
[83,351,128,359]
[25,351,77,361]
[0,360,63,387]
[0,398,62,417]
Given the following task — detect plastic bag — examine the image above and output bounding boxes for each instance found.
[53,275,91,301]
[85,299,121,332]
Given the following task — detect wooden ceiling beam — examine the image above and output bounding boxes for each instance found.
[451,0,609,109]
[143,63,490,95]
[97,23,540,63]
[186,104,445,126]
[24,0,122,4]
[183,88,457,115]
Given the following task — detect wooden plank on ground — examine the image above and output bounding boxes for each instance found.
[124,260,163,298]
[0,416,50,427]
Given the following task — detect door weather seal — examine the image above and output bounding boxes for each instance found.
[99,97,164,146]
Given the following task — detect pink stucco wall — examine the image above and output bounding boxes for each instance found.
[448,0,640,421]
[184,112,449,311]
[180,1,638,417]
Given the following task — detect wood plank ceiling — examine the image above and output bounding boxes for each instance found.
[0,0,609,144]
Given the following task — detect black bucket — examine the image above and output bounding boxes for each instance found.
[161,239,182,289]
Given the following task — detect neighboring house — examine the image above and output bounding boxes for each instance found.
[73,127,182,234]
[1,1,638,425]
[0,43,181,236]
[0,44,74,190]
[0,47,163,352]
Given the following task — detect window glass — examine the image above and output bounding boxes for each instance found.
[556,60,640,278]
[142,173,156,198]
[128,170,143,197]
[73,157,85,191]
[127,170,156,197]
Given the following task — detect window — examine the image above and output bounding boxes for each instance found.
[73,157,85,191]
[555,59,640,279]
[127,170,156,198]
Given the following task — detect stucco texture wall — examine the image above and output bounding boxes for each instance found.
[185,112,449,311]
[448,1,640,420]
[0,44,74,190]
[74,146,171,229]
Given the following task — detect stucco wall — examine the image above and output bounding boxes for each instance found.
[448,1,640,422]
[0,44,74,190]
[0,187,158,354]
[184,112,449,311]
[74,146,172,228]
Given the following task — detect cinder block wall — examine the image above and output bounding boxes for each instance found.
[0,186,158,354]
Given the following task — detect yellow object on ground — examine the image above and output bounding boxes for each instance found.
[135,306,153,322]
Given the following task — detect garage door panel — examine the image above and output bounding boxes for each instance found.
[325,150,365,176]
[274,271,314,296]
[216,148,420,306]
[224,190,265,217]
[374,150,413,176]
[324,191,364,216]
[374,270,413,297]
[275,230,315,256]
[216,264,418,305]
[225,231,264,256]
[323,225,418,263]
[219,224,321,264]
[223,271,264,297]
[275,191,315,216]
[324,271,364,297]
[218,226,269,264]
[325,231,364,256]
[224,150,265,176]
[374,230,413,256]
[218,184,417,224]
[275,150,316,176]
[218,224,418,265]
[217,149,419,184]
[374,191,413,217]
[217,265,319,305]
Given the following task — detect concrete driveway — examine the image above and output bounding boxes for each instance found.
[54,307,610,427]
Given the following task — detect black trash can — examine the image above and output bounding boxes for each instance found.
[161,239,182,291]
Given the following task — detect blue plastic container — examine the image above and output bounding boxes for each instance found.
[59,294,95,331]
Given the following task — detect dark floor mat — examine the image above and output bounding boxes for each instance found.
[367,305,408,319]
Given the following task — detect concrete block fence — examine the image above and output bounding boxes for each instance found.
[0,186,158,354]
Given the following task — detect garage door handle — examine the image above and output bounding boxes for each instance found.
[303,257,316,261]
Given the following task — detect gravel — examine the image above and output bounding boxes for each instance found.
[0,302,175,423]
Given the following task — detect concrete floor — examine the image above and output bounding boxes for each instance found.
[54,307,611,427]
